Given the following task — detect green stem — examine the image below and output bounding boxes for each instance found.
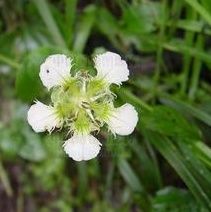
[163,41,210,64]
[168,0,183,37]
[144,139,163,188]
[0,159,13,197]
[117,88,152,112]
[104,163,114,200]
[188,34,204,100]
[166,20,211,36]
[153,0,168,98]
[184,0,211,25]
[77,161,88,200]
[180,7,197,94]
[0,54,20,69]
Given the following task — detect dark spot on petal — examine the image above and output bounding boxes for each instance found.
[46,69,50,73]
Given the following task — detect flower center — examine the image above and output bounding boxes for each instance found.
[52,72,113,134]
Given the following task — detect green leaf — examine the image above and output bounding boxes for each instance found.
[142,105,200,140]
[129,140,162,189]
[122,1,161,34]
[73,5,96,53]
[152,187,208,212]
[185,0,211,25]
[144,130,211,210]
[201,0,211,14]
[178,141,211,189]
[95,7,122,49]
[117,157,143,193]
[31,135,66,190]
[160,96,211,126]
[0,129,23,159]
[19,128,46,162]
[33,0,66,47]
[65,0,78,47]
[193,142,211,168]
[96,7,119,38]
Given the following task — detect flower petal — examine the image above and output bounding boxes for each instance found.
[27,101,61,133]
[39,54,72,90]
[94,52,129,85]
[63,134,102,161]
[107,103,138,135]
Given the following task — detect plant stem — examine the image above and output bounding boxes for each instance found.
[0,159,13,197]
[184,0,211,25]
[163,41,210,64]
[0,54,20,69]
[77,161,87,199]
[153,0,167,98]
[117,88,152,112]
[188,34,204,100]
[180,7,197,95]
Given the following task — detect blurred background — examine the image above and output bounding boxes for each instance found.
[1,0,211,211]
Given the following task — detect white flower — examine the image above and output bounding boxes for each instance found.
[63,134,102,161]
[107,103,138,136]
[94,52,129,85]
[39,54,72,90]
[27,101,61,133]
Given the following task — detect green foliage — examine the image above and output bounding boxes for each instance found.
[142,105,200,140]
[152,187,208,212]
[1,0,211,211]
[0,103,46,161]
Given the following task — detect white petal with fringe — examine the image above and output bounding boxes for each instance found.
[63,134,102,161]
[39,54,72,90]
[107,103,138,135]
[94,52,129,85]
[27,101,61,133]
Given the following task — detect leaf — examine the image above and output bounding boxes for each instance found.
[33,0,66,47]
[122,1,161,34]
[0,129,23,159]
[73,5,96,53]
[30,135,66,190]
[201,0,211,15]
[152,187,208,212]
[96,7,119,38]
[129,140,162,189]
[64,0,78,47]
[144,130,211,210]
[193,142,211,168]
[160,96,211,127]
[178,141,211,190]
[184,0,211,25]
[117,157,143,193]
[142,105,200,140]
[19,128,46,162]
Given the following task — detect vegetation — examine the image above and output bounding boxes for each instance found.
[0,0,211,211]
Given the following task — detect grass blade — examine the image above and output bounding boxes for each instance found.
[160,96,211,126]
[185,0,211,25]
[117,157,143,192]
[144,131,211,210]
[33,0,66,47]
